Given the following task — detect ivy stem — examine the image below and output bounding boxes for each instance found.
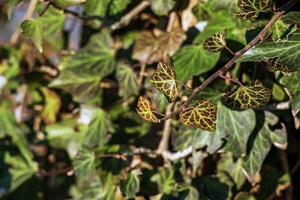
[160,8,290,121]
[218,72,243,86]
[224,45,235,55]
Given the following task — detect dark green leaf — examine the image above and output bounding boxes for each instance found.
[173,45,220,81]
[282,11,300,26]
[242,112,287,184]
[84,0,131,16]
[238,32,300,72]
[235,0,272,20]
[120,169,141,199]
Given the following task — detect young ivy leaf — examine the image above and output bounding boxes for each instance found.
[151,62,179,102]
[203,32,226,52]
[266,57,293,73]
[179,100,217,132]
[136,96,159,123]
[222,80,271,110]
[235,0,272,20]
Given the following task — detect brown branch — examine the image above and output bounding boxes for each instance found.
[160,10,286,121]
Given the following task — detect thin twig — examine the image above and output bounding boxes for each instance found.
[157,104,173,153]
[138,63,146,85]
[224,45,235,55]
[160,10,287,122]
[111,1,150,30]
[219,72,243,86]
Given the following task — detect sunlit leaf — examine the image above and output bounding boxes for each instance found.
[235,0,272,20]
[52,0,86,8]
[151,62,179,102]
[179,100,217,132]
[149,0,175,16]
[73,149,96,180]
[234,192,255,200]
[40,87,61,124]
[20,18,43,52]
[222,80,271,110]
[136,96,159,123]
[242,112,287,184]
[203,31,226,52]
[84,0,131,16]
[151,166,177,194]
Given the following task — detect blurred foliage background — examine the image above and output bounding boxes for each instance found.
[0,0,300,199]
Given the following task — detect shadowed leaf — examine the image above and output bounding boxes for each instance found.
[222,80,271,110]
[151,62,179,102]
[266,57,292,73]
[235,0,272,20]
[203,31,226,52]
[120,169,141,199]
[179,100,217,132]
[136,97,159,123]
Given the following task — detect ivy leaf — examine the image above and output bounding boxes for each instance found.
[266,57,292,73]
[242,112,288,184]
[83,106,114,148]
[151,62,179,102]
[238,32,300,72]
[149,0,175,16]
[234,192,255,200]
[0,108,17,139]
[235,0,272,20]
[6,0,21,19]
[179,100,217,132]
[52,0,86,8]
[120,169,141,199]
[173,45,220,81]
[116,63,139,99]
[222,80,271,110]
[133,28,186,64]
[270,20,290,41]
[280,71,300,112]
[40,87,61,124]
[73,149,96,180]
[84,0,131,16]
[203,31,226,52]
[151,166,177,194]
[20,18,43,52]
[50,69,102,103]
[136,96,160,123]
[282,12,300,26]
[184,187,199,200]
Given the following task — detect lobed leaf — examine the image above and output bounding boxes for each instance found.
[222,80,271,110]
[73,149,96,180]
[20,18,43,52]
[136,96,160,123]
[116,63,139,99]
[151,62,179,102]
[235,0,272,20]
[266,57,292,73]
[120,169,141,199]
[179,100,217,132]
[203,31,226,52]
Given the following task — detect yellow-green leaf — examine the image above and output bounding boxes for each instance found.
[222,80,271,110]
[151,62,179,102]
[136,97,159,123]
[235,0,272,20]
[179,100,217,132]
[41,87,61,124]
[203,31,226,52]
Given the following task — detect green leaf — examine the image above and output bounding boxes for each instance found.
[280,71,300,112]
[73,149,96,180]
[270,20,289,41]
[149,0,175,16]
[192,129,224,154]
[222,80,271,110]
[0,108,17,139]
[20,18,43,52]
[52,0,86,8]
[242,112,288,184]
[234,192,256,200]
[84,0,131,16]
[184,187,199,200]
[238,32,300,72]
[282,11,300,26]
[201,176,229,200]
[120,169,141,199]
[151,166,177,194]
[151,62,179,102]
[116,63,139,99]
[50,69,102,103]
[83,106,114,148]
[173,45,220,81]
[50,30,115,103]
[218,102,256,157]
[217,152,246,189]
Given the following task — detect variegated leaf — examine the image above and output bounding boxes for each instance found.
[266,57,293,73]
[136,96,159,123]
[151,62,179,102]
[222,80,271,110]
[235,0,272,20]
[179,100,217,132]
[203,32,226,52]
